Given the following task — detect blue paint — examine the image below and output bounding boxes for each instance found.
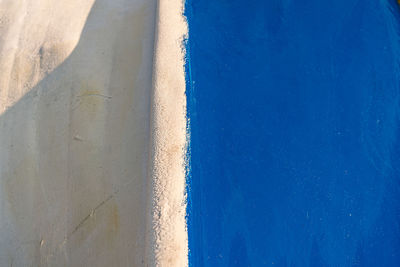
[185,0,400,266]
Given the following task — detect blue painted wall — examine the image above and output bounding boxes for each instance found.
[186,0,400,266]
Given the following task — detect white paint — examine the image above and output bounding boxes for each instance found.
[0,0,188,266]
[147,0,188,265]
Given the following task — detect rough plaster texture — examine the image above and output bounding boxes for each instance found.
[0,0,187,266]
[146,0,188,266]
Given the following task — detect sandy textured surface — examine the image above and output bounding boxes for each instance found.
[0,0,188,266]
[146,0,188,266]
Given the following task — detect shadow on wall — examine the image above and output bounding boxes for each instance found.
[0,0,156,266]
